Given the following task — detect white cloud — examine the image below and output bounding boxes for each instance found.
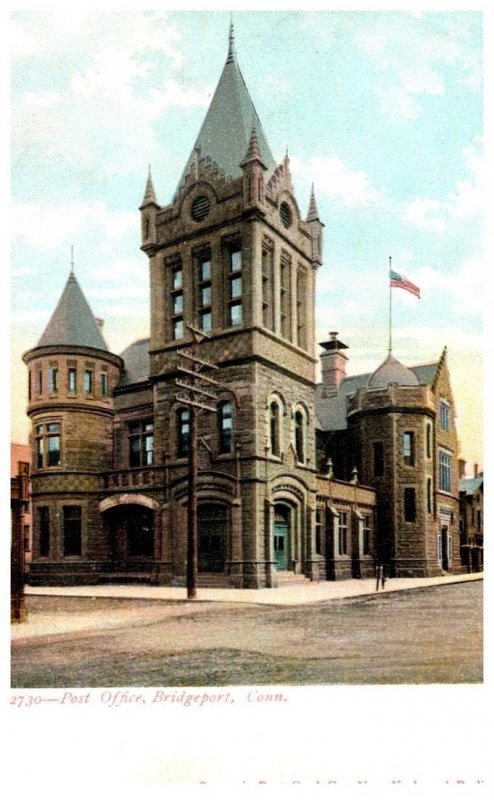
[11,201,137,250]
[417,255,484,315]
[258,74,289,96]
[404,137,483,230]
[404,198,446,232]
[291,155,379,208]
[354,15,481,121]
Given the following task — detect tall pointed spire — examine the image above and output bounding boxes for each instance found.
[140,165,158,208]
[306,183,320,221]
[174,21,275,199]
[227,17,236,64]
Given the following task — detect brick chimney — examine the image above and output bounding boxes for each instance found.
[319,332,348,394]
[474,463,478,478]
[458,459,466,479]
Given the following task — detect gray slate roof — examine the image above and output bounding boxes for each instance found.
[368,353,419,389]
[175,27,276,199]
[315,358,440,432]
[37,271,108,351]
[118,337,151,386]
[459,475,483,496]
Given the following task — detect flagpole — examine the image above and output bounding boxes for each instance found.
[388,255,392,353]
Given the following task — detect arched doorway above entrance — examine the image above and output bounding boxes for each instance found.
[100,501,155,564]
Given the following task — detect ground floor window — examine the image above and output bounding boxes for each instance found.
[315,508,323,555]
[363,515,372,555]
[338,511,348,555]
[63,506,82,556]
[38,506,50,557]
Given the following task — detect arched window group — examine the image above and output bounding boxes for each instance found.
[267,396,308,465]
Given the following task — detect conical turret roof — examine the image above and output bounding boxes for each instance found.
[37,271,108,351]
[368,353,419,389]
[175,22,275,198]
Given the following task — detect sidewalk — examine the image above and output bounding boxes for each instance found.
[12,573,482,642]
[24,571,483,607]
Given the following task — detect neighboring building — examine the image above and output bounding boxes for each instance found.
[11,443,30,621]
[11,443,31,561]
[316,336,462,578]
[459,462,483,573]
[21,24,464,587]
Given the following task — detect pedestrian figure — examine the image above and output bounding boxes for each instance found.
[375,562,387,591]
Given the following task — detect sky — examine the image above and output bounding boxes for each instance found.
[9,4,484,471]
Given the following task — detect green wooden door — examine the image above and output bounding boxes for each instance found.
[273,521,289,570]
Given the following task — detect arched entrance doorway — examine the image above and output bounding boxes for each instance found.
[101,503,155,565]
[198,503,227,573]
[273,504,291,571]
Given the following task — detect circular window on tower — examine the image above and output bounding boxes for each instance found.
[279,202,292,228]
[191,195,210,222]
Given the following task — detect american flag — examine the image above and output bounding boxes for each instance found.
[389,269,421,299]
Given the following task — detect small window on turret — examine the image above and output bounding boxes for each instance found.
[68,368,77,394]
[83,369,93,394]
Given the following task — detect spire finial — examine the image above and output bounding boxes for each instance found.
[70,244,74,275]
[306,183,319,221]
[227,17,235,63]
[140,166,158,207]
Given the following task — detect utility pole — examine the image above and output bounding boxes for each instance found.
[176,329,218,600]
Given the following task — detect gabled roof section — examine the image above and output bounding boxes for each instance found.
[315,354,442,432]
[174,22,276,199]
[411,362,438,385]
[459,475,483,496]
[117,337,151,386]
[37,271,108,351]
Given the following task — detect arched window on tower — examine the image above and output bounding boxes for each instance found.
[269,400,281,457]
[293,407,306,464]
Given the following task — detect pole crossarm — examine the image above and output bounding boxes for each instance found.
[175,380,218,400]
[177,365,226,387]
[175,394,217,413]
[177,350,219,370]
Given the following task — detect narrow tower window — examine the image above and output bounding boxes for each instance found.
[177,408,190,457]
[296,269,307,348]
[280,257,291,339]
[67,368,77,394]
[262,245,274,331]
[218,400,233,454]
[294,409,305,464]
[404,488,416,522]
[171,262,184,340]
[403,432,415,466]
[269,400,281,457]
[227,245,242,326]
[198,254,212,333]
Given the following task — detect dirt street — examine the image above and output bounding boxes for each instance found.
[11,582,482,687]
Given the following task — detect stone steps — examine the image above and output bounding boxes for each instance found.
[274,571,312,587]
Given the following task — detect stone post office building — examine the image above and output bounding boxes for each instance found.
[22,26,462,588]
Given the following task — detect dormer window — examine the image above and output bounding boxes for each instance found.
[279,202,292,228]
